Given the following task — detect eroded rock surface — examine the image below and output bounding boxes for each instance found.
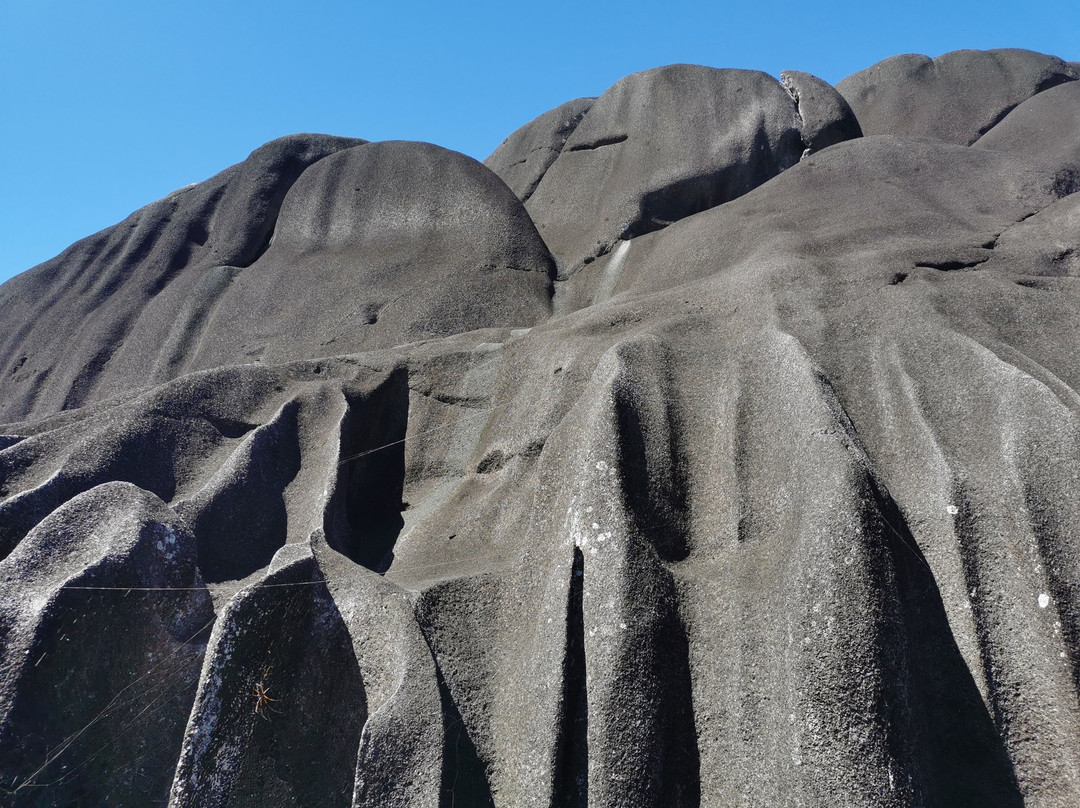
[1,48,1079,807]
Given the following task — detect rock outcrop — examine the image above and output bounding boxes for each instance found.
[1,49,1079,807]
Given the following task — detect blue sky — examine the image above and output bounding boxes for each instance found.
[2,0,1077,285]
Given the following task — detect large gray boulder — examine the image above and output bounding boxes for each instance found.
[0,134,364,422]
[484,97,595,202]
[973,79,1080,173]
[837,48,1078,144]
[2,50,1080,808]
[0,140,554,424]
[0,483,213,807]
[512,64,860,275]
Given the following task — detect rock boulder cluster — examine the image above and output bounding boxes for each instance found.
[1,49,1079,806]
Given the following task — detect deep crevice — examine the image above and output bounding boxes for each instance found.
[566,133,628,151]
[325,368,409,572]
[914,257,991,271]
[551,548,588,807]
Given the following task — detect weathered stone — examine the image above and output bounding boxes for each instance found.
[2,50,1080,808]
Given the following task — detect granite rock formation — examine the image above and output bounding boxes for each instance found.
[1,50,1079,807]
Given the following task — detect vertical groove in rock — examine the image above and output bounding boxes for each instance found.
[176,398,302,583]
[551,547,588,808]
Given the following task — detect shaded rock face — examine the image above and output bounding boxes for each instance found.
[0,139,553,423]
[1,48,1079,808]
[836,48,1078,145]
[513,64,861,275]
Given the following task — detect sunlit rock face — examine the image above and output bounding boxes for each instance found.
[2,49,1080,807]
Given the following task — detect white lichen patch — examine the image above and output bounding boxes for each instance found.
[154,524,180,564]
[946,504,959,515]
[1038,593,1050,609]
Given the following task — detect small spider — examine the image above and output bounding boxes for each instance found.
[253,676,276,719]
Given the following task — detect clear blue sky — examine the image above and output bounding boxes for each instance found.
[2,0,1077,285]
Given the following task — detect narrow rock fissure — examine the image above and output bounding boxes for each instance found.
[566,134,629,152]
[551,548,588,807]
[914,257,991,271]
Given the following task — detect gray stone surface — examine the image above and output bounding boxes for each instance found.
[521,64,861,275]
[0,134,365,423]
[484,97,595,203]
[837,48,1078,145]
[2,49,1080,807]
[973,79,1080,173]
[780,69,863,152]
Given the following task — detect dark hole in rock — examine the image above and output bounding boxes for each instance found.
[204,414,258,439]
[914,257,990,271]
[476,449,507,474]
[187,219,210,247]
[327,369,409,573]
[521,438,546,458]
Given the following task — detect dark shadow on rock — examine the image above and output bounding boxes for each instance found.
[178,400,302,583]
[326,368,409,572]
[611,344,690,563]
[625,126,804,241]
[1,593,213,808]
[174,558,367,807]
[656,606,701,808]
[552,548,589,807]
[871,477,1024,807]
[436,663,495,808]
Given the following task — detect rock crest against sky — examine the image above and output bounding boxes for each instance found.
[1,49,1080,806]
